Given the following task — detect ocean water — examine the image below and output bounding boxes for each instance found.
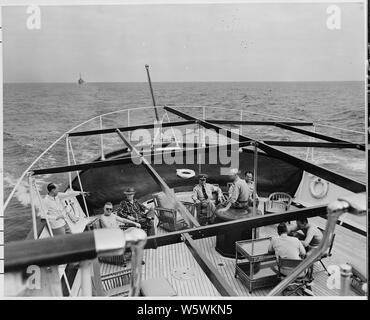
[3,81,366,242]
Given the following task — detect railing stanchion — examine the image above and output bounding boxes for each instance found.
[311,125,316,161]
[127,109,130,127]
[68,140,90,218]
[240,110,243,135]
[66,134,72,189]
[198,123,202,174]
[80,260,92,296]
[252,141,258,241]
[99,116,105,160]
[28,172,38,240]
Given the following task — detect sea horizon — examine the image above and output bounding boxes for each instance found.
[3,80,365,84]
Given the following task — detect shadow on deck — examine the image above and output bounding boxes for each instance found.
[100,215,365,297]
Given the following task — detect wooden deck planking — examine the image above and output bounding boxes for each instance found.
[309,216,366,273]
[99,213,365,297]
[142,242,220,296]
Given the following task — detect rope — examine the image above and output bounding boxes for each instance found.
[237,109,364,135]
[68,140,90,218]
[314,123,364,135]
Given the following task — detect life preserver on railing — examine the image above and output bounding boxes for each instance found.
[309,177,329,199]
[176,169,196,179]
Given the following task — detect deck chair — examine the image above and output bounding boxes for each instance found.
[276,258,314,296]
[264,192,292,214]
[152,191,195,232]
[313,227,336,276]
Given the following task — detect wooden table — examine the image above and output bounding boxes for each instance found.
[235,237,279,293]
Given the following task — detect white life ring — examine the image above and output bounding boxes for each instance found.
[309,177,329,199]
[176,169,196,179]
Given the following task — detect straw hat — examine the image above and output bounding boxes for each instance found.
[124,187,136,195]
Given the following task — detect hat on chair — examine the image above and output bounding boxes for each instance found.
[124,187,136,195]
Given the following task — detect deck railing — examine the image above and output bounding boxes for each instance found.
[3,104,365,213]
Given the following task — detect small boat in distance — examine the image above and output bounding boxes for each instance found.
[78,73,85,85]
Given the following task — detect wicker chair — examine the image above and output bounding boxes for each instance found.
[264,192,292,214]
[101,269,132,297]
[152,191,195,232]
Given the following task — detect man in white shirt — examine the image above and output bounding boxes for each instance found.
[100,202,140,229]
[245,170,259,207]
[218,168,250,214]
[192,173,224,224]
[268,222,307,276]
[42,183,88,236]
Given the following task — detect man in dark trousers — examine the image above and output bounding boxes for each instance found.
[117,187,156,236]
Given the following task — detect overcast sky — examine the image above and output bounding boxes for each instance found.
[2,3,365,82]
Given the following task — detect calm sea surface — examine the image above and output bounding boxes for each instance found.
[3,82,366,242]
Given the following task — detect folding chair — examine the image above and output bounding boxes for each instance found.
[276,258,314,296]
[315,227,336,275]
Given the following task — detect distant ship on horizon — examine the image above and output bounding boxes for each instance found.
[78,73,85,85]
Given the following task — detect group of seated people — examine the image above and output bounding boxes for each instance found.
[99,187,156,236]
[101,167,260,230]
[42,165,259,235]
[96,167,259,232]
[268,218,323,278]
[191,168,258,225]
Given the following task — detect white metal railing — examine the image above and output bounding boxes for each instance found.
[3,105,365,212]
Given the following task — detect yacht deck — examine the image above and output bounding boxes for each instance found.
[100,215,366,297]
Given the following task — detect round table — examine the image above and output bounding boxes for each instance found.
[214,207,262,258]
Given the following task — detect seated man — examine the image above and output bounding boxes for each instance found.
[288,218,323,249]
[245,170,259,208]
[218,168,250,214]
[192,173,224,224]
[100,202,140,229]
[116,187,156,236]
[268,222,307,276]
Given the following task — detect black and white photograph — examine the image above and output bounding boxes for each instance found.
[0,0,368,301]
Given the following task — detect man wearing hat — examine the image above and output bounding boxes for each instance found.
[218,168,251,214]
[43,183,89,236]
[192,173,224,225]
[116,187,156,236]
